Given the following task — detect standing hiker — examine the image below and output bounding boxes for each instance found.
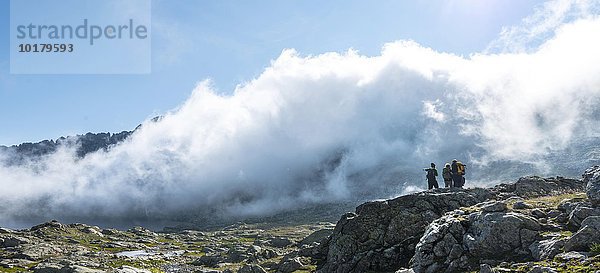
[423,163,439,190]
[442,163,453,187]
[451,159,466,188]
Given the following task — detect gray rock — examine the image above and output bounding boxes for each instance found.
[530,209,547,219]
[557,198,586,215]
[31,220,64,231]
[554,251,588,261]
[565,216,600,251]
[32,263,63,273]
[195,270,221,273]
[61,265,104,273]
[528,265,558,273]
[529,237,566,261]
[513,201,532,209]
[493,176,585,198]
[101,228,120,236]
[268,237,293,248]
[583,165,600,206]
[546,210,561,218]
[14,243,63,260]
[567,205,600,230]
[479,264,494,273]
[192,255,225,267]
[237,264,267,273]
[277,257,303,273]
[115,266,151,273]
[411,211,541,273]
[226,245,258,263]
[127,226,157,237]
[320,188,495,273]
[299,228,333,246]
[31,264,103,273]
[81,227,104,237]
[0,236,30,248]
[481,201,508,213]
[0,227,13,234]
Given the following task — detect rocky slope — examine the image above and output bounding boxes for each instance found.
[1,167,600,273]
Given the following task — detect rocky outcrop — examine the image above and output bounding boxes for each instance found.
[317,175,591,273]
[410,203,541,272]
[583,165,600,206]
[492,176,585,198]
[318,188,494,273]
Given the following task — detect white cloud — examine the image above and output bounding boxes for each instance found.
[486,0,599,53]
[422,100,446,122]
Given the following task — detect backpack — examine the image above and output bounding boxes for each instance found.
[457,162,466,175]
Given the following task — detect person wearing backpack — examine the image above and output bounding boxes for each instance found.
[423,163,439,190]
[451,159,466,188]
[442,163,453,187]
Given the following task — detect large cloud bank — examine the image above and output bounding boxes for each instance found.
[1,0,600,227]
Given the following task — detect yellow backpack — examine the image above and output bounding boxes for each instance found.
[457,162,465,175]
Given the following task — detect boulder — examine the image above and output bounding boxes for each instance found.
[13,243,63,260]
[299,228,333,247]
[319,188,495,273]
[410,210,541,273]
[557,198,585,215]
[528,265,558,273]
[512,201,532,209]
[268,237,293,248]
[277,257,303,273]
[32,264,103,273]
[530,209,547,219]
[583,165,600,206]
[565,216,600,251]
[127,227,157,237]
[529,237,566,260]
[101,228,120,236]
[115,266,152,273]
[32,263,62,273]
[237,264,267,273]
[226,245,263,263]
[0,236,30,248]
[61,265,104,273]
[481,201,508,213]
[30,220,64,231]
[196,270,221,273]
[192,255,225,267]
[554,251,588,261]
[566,205,600,231]
[0,227,13,234]
[479,264,494,273]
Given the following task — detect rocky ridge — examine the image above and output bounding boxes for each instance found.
[0,116,163,165]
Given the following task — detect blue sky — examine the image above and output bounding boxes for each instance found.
[0,0,545,145]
